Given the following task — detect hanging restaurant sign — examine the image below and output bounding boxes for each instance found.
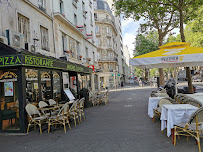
[41,72,51,81]
[26,70,38,81]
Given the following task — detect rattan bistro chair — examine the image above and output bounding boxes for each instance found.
[25,104,47,134]
[185,99,202,108]
[69,100,80,126]
[47,102,71,133]
[77,97,85,122]
[174,107,203,152]
[152,98,172,123]
[48,99,57,105]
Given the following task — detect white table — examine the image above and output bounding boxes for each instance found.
[160,104,198,137]
[148,97,164,118]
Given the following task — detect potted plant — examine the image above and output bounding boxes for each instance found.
[79,88,90,108]
[79,55,82,60]
[87,58,91,61]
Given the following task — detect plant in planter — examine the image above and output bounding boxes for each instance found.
[87,58,91,61]
[79,88,91,108]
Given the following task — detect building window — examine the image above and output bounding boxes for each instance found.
[69,37,76,58]
[18,13,30,43]
[93,52,95,62]
[93,0,97,9]
[96,38,100,46]
[106,26,110,34]
[74,14,77,26]
[72,0,78,7]
[38,0,46,13]
[90,12,93,25]
[62,33,67,53]
[60,0,64,15]
[104,3,107,11]
[107,38,111,47]
[40,26,49,51]
[89,0,92,7]
[76,42,80,59]
[95,25,99,33]
[94,13,97,20]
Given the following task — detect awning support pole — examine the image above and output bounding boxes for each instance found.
[175,67,178,95]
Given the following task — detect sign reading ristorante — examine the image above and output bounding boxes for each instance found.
[24,55,54,67]
[0,54,92,73]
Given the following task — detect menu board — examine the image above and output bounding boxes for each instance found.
[64,89,75,101]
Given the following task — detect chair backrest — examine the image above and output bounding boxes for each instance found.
[156,93,169,97]
[39,101,48,108]
[186,107,203,131]
[186,99,202,108]
[79,97,85,109]
[158,99,172,112]
[69,100,79,112]
[25,104,41,119]
[48,99,56,105]
[57,102,69,117]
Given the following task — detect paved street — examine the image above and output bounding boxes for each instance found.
[0,85,202,152]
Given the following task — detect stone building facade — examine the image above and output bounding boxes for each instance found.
[94,0,119,89]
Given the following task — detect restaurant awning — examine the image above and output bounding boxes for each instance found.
[130,42,203,69]
[0,42,92,74]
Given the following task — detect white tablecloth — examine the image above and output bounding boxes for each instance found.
[160,104,198,137]
[148,97,164,118]
[185,94,203,105]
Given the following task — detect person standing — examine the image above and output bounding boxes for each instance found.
[139,79,143,88]
[121,81,124,90]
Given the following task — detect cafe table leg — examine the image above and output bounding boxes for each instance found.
[172,129,174,144]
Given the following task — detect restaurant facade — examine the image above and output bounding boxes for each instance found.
[0,42,92,132]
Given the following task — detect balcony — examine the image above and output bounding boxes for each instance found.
[98,57,117,62]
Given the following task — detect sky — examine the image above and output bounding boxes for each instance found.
[121,18,180,58]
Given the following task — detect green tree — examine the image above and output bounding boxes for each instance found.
[185,6,203,47]
[134,31,158,56]
[166,34,181,44]
[134,67,144,78]
[113,0,179,86]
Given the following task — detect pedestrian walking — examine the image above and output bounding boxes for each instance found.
[139,79,143,88]
[121,81,124,90]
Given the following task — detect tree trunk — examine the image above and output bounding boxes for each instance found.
[158,35,165,86]
[186,67,193,93]
[179,1,193,93]
[145,69,148,81]
[159,68,165,86]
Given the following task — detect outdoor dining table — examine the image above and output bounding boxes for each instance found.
[160,104,198,137]
[148,97,164,118]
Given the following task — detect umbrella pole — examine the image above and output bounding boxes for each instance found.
[175,68,178,95]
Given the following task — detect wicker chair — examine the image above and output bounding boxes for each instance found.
[155,93,169,97]
[77,98,85,122]
[185,99,202,108]
[25,104,47,134]
[48,99,57,105]
[69,100,80,126]
[174,107,203,152]
[47,102,71,133]
[89,91,98,106]
[152,98,172,123]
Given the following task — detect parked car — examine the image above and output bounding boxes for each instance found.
[164,78,196,98]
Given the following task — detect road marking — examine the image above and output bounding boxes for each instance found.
[124,105,132,107]
[128,98,132,100]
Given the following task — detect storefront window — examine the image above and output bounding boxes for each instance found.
[25,69,39,103]
[41,71,52,100]
[0,70,19,131]
[70,76,77,93]
[53,72,61,102]
[63,72,69,89]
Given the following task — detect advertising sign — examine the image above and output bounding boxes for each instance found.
[4,82,13,96]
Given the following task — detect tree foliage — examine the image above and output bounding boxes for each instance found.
[134,31,159,56]
[185,6,203,47]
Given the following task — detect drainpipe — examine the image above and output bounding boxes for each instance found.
[51,0,56,57]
